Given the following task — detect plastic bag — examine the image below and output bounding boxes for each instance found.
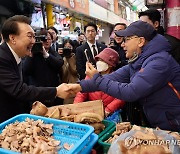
[108,129,180,154]
[106,110,122,123]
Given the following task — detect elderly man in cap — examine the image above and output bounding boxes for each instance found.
[66,20,180,131]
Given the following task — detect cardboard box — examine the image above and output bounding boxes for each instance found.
[46,100,104,118]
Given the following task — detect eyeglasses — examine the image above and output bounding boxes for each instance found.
[123,36,139,42]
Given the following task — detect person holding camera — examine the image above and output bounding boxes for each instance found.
[60,39,78,104]
[23,30,64,106]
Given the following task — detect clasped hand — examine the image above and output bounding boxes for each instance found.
[56,62,98,99]
[56,83,82,99]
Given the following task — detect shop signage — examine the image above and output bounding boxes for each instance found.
[93,0,108,9]
[49,0,89,15]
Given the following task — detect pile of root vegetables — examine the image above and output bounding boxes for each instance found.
[0,118,73,154]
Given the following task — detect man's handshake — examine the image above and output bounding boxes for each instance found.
[56,83,82,99]
[55,62,98,99]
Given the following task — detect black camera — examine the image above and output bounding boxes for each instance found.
[31,35,47,54]
[35,35,47,42]
[62,48,72,57]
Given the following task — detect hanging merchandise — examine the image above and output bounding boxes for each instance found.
[31,7,44,28]
[61,17,71,29]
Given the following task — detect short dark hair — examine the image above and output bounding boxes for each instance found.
[63,39,75,48]
[63,39,75,53]
[48,26,58,35]
[113,23,127,29]
[84,22,97,32]
[78,32,85,37]
[40,30,53,41]
[138,9,161,24]
[2,15,31,42]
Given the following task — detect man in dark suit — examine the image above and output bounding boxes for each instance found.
[48,26,59,53]
[0,15,72,122]
[76,22,106,80]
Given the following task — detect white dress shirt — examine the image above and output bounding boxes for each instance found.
[87,41,98,58]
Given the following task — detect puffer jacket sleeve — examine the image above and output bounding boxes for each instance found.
[105,99,125,113]
[73,92,88,103]
[80,57,171,102]
[104,65,130,83]
[74,75,89,103]
[80,65,130,93]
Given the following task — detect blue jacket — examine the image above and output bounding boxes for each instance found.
[80,34,180,131]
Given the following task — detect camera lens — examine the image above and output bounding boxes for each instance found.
[41,36,47,42]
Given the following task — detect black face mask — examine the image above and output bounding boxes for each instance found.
[63,48,72,57]
[79,41,83,45]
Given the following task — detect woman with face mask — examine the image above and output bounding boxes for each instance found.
[61,39,78,104]
[74,48,125,117]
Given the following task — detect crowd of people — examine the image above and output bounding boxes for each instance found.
[0,9,179,132]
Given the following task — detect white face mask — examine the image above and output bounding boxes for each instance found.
[96,61,109,72]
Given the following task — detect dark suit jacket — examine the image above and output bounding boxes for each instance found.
[76,42,106,79]
[23,48,64,106]
[51,42,59,53]
[0,43,57,122]
[23,48,63,87]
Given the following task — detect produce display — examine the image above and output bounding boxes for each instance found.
[0,114,95,154]
[105,124,180,154]
[30,101,48,116]
[30,101,105,134]
[74,112,105,134]
[0,118,61,153]
[105,122,131,143]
